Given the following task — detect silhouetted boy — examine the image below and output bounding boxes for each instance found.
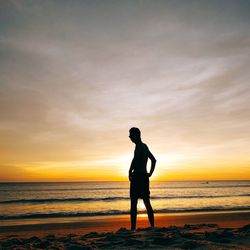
[128,127,156,230]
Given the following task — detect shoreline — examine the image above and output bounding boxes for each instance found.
[1,209,250,225]
[1,210,250,238]
[1,211,250,249]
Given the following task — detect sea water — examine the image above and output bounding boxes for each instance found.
[0,181,249,224]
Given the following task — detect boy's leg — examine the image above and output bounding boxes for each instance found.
[143,197,154,227]
[130,197,138,230]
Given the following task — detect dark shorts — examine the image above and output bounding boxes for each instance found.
[130,173,150,199]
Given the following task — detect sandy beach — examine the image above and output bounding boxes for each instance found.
[1,211,250,249]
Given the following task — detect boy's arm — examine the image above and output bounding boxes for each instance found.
[147,149,156,177]
[129,158,135,181]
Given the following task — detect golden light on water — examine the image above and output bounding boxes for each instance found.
[138,200,146,211]
[137,200,148,218]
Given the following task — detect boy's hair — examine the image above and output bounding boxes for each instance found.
[129,127,141,137]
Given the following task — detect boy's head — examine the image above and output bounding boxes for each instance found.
[129,127,141,143]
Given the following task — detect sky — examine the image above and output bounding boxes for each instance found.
[0,0,250,182]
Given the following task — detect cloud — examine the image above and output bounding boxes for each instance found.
[0,0,249,180]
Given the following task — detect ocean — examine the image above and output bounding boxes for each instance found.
[0,181,250,225]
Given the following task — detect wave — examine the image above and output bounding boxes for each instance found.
[0,187,128,192]
[1,185,250,192]
[1,206,250,220]
[0,197,128,204]
[1,194,250,204]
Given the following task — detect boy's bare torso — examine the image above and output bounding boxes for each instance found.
[132,143,149,174]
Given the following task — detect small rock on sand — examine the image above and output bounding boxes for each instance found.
[65,244,92,250]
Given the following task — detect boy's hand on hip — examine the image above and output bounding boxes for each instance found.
[129,174,132,181]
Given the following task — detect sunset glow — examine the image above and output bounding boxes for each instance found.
[0,1,250,182]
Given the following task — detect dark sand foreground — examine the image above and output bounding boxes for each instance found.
[1,211,250,249]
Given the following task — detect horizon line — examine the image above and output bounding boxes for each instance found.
[0,179,250,183]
